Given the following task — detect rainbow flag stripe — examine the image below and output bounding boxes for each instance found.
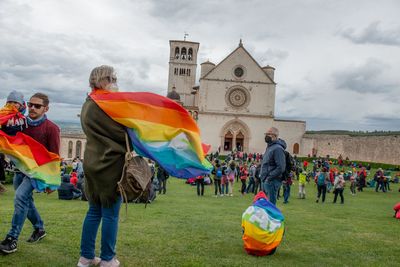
[90,90,212,178]
[0,104,24,125]
[0,130,61,190]
[242,192,285,256]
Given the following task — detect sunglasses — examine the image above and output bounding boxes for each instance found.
[27,102,45,109]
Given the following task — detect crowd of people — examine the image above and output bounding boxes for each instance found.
[189,151,400,206]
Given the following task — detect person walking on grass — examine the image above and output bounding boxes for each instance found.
[0,93,60,254]
[226,161,236,197]
[156,164,169,195]
[240,164,249,195]
[196,175,205,196]
[220,162,229,196]
[315,168,329,203]
[333,174,345,204]
[246,162,256,194]
[298,170,307,199]
[282,172,293,204]
[349,174,356,196]
[260,127,286,205]
[212,161,222,197]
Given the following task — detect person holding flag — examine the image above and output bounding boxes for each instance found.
[0,92,60,254]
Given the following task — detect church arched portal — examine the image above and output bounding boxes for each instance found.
[224,131,233,151]
[220,119,251,153]
[236,132,244,151]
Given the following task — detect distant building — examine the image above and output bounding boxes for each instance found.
[167,39,305,154]
[60,133,86,161]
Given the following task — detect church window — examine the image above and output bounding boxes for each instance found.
[76,140,82,159]
[227,87,249,109]
[181,47,187,60]
[183,69,186,75]
[187,69,191,76]
[175,47,180,59]
[174,68,178,75]
[234,67,244,78]
[188,48,193,60]
[68,141,73,158]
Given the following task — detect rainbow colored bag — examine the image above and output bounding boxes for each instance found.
[242,192,285,256]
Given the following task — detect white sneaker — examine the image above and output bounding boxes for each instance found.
[77,256,101,267]
[100,257,120,267]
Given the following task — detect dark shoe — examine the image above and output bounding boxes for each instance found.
[27,229,46,243]
[0,236,18,254]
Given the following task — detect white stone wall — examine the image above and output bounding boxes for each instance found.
[60,134,87,160]
[302,134,400,165]
[273,120,306,154]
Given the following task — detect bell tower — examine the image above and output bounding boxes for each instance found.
[167,38,199,107]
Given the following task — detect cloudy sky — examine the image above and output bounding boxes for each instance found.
[1,0,399,131]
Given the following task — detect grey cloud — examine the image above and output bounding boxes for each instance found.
[338,21,400,46]
[256,48,289,67]
[362,115,400,130]
[333,59,398,93]
[279,91,301,104]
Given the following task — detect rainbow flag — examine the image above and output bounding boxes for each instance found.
[0,130,61,191]
[0,104,24,125]
[242,192,285,256]
[90,90,212,178]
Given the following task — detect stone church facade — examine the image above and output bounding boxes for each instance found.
[167,39,305,155]
[59,39,399,165]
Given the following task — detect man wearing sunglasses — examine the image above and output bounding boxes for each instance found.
[259,127,286,205]
[0,92,60,254]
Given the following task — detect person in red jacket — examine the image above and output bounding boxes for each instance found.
[303,160,309,171]
[70,172,78,187]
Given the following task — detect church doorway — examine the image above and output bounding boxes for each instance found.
[220,119,251,153]
[236,132,244,152]
[293,143,299,155]
[224,131,233,151]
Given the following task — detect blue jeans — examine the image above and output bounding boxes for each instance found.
[80,197,122,261]
[263,179,282,205]
[221,183,229,195]
[8,173,44,239]
[283,184,291,203]
[246,177,255,193]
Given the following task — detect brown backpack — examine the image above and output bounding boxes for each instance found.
[117,133,152,207]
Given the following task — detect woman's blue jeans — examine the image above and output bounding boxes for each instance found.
[80,197,122,261]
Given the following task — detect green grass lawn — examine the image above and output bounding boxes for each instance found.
[0,177,399,267]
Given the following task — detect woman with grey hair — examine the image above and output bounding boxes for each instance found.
[77,65,124,267]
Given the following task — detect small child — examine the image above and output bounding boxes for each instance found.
[349,175,356,195]
[0,91,27,136]
[298,170,307,199]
